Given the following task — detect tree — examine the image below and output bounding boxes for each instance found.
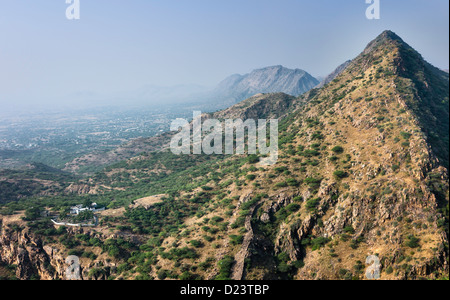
[83,199,93,208]
[25,207,41,221]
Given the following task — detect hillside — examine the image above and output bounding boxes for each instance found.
[0,163,76,205]
[239,30,450,280]
[0,31,448,281]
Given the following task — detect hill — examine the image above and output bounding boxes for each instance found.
[0,31,448,281]
[0,163,76,204]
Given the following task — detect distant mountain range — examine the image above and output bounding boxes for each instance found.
[68,65,322,110]
[208,65,319,108]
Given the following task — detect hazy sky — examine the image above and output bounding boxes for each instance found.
[0,0,449,110]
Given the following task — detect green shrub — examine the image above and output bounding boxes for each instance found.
[301,149,320,157]
[275,182,288,188]
[305,198,321,212]
[343,226,355,234]
[286,178,300,187]
[332,146,344,154]
[406,235,420,248]
[189,240,204,248]
[216,256,235,280]
[385,266,394,274]
[333,170,348,179]
[229,235,244,246]
[246,174,256,181]
[286,203,301,213]
[311,237,330,250]
[210,216,224,224]
[248,155,260,164]
[400,132,412,140]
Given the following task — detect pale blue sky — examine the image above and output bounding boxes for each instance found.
[0,0,448,109]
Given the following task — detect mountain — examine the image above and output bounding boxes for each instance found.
[252,30,448,279]
[210,65,319,108]
[0,31,448,281]
[316,60,352,88]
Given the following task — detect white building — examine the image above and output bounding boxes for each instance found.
[70,203,105,215]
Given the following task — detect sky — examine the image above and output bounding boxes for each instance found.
[0,0,449,111]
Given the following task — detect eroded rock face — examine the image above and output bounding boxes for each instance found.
[0,227,66,280]
[245,157,448,280]
[274,223,300,261]
[65,184,92,195]
[231,202,257,281]
[0,225,118,280]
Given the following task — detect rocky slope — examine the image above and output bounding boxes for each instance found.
[144,30,449,280]
[242,30,449,280]
[0,218,123,280]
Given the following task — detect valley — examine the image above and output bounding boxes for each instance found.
[0,104,195,172]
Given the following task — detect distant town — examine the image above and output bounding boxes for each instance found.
[0,105,193,170]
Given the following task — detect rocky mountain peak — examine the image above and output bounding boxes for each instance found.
[362,30,406,54]
[212,65,319,107]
